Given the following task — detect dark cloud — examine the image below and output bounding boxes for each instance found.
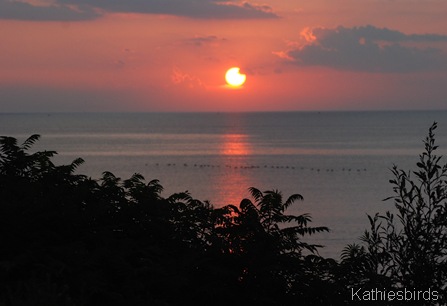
[0,0,98,21]
[184,35,226,47]
[279,25,447,73]
[64,0,278,19]
[0,0,278,21]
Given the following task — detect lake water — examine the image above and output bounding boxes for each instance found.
[1,111,447,258]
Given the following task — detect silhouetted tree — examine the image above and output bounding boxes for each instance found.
[344,122,447,305]
[0,133,343,305]
[205,187,331,305]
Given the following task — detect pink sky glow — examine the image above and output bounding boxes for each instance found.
[1,0,447,112]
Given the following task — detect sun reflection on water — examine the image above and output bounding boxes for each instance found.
[220,134,251,156]
[209,133,257,206]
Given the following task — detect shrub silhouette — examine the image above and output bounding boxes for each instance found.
[0,134,333,305]
[3,125,444,305]
[342,122,447,305]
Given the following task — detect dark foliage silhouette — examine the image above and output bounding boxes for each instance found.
[2,125,445,305]
[0,134,333,305]
[341,122,447,305]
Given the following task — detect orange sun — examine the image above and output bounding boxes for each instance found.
[225,67,246,87]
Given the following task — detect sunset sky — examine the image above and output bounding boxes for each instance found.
[1,0,447,112]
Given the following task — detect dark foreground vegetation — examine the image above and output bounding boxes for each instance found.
[1,123,446,305]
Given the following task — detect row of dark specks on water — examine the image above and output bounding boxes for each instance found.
[151,163,368,173]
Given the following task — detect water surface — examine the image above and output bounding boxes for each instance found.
[2,111,446,257]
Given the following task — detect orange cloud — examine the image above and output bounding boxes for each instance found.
[171,66,204,89]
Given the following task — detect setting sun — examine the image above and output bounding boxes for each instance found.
[225,67,246,87]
